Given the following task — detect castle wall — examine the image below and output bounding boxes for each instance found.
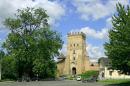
[89,63,99,71]
[57,60,65,76]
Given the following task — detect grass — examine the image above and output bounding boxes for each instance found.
[80,70,99,79]
[0,79,16,82]
[99,79,130,86]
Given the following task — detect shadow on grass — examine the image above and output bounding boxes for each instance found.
[104,81,130,86]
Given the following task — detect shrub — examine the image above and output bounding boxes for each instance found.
[80,70,99,79]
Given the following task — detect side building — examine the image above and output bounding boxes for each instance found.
[99,57,130,79]
[57,32,99,77]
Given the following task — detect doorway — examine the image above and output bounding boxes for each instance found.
[72,67,76,75]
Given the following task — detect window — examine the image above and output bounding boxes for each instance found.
[73,57,75,60]
[102,72,104,77]
[91,64,94,66]
[109,71,113,76]
[73,50,76,54]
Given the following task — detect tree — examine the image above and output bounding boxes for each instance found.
[104,3,130,74]
[1,55,17,80]
[0,50,5,80]
[3,7,63,79]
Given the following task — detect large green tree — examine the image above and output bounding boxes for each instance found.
[105,3,130,74]
[3,7,63,79]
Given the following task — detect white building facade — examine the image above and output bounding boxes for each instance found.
[99,57,130,80]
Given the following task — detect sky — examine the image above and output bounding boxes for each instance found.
[0,0,130,61]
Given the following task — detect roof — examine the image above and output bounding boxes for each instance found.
[57,53,66,59]
[99,57,109,66]
[57,57,66,59]
[57,58,65,63]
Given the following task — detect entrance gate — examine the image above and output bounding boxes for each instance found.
[72,67,76,75]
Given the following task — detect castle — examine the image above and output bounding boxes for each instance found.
[57,32,99,76]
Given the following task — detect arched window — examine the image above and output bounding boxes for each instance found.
[73,50,75,54]
[91,64,94,66]
[74,44,75,47]
[73,57,75,60]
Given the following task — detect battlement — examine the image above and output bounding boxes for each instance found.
[67,32,86,38]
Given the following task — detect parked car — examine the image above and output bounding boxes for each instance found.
[82,76,98,83]
[76,76,81,81]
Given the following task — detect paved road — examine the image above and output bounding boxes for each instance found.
[0,80,104,86]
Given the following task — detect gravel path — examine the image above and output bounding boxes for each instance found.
[0,80,104,86]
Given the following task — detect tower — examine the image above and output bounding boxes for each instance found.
[64,32,90,75]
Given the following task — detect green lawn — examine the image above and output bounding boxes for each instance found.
[99,79,130,86]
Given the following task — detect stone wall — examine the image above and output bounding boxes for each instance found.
[57,60,65,77]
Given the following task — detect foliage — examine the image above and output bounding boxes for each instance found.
[0,50,5,80]
[33,59,57,78]
[68,76,74,80]
[0,50,5,62]
[2,7,63,79]
[1,56,17,80]
[104,3,130,74]
[80,70,99,79]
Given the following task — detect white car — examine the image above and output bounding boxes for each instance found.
[76,76,81,81]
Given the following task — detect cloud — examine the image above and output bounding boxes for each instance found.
[0,29,10,39]
[71,27,108,40]
[81,27,108,40]
[35,0,65,24]
[0,0,65,27]
[87,44,106,59]
[60,44,67,56]
[72,0,129,21]
[0,29,10,47]
[106,17,112,28]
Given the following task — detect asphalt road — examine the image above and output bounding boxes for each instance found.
[0,80,105,86]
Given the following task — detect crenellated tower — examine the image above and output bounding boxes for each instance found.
[64,32,90,75]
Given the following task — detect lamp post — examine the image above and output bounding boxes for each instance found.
[36,71,39,81]
[36,74,38,81]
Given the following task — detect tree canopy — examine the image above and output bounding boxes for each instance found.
[104,3,130,74]
[2,7,63,80]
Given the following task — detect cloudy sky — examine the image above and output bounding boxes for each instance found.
[0,0,130,61]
